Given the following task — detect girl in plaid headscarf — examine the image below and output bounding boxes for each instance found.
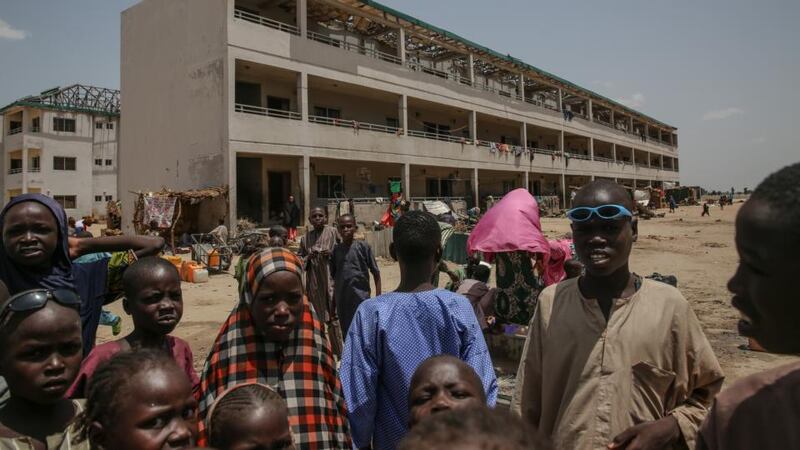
[197,248,351,449]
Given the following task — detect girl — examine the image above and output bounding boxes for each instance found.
[207,383,294,450]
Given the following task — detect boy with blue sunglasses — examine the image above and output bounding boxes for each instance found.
[513,180,724,450]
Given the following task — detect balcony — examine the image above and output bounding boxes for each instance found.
[309,115,399,135]
[28,167,41,173]
[307,31,402,65]
[234,103,301,120]
[234,8,299,35]
[408,129,466,144]
[7,127,22,136]
[8,168,22,175]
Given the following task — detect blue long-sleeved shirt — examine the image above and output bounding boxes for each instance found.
[340,289,498,450]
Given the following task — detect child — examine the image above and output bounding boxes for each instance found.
[702,202,711,216]
[207,383,295,450]
[454,263,495,331]
[67,256,198,398]
[0,281,88,448]
[269,224,289,248]
[408,355,486,428]
[398,406,546,450]
[513,180,724,450]
[340,210,497,450]
[331,214,381,335]
[697,162,800,450]
[76,349,198,450]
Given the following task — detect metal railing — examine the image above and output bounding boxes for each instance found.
[307,31,402,65]
[565,152,592,161]
[405,61,472,85]
[234,103,302,120]
[8,127,22,136]
[308,115,399,135]
[233,8,299,35]
[8,168,22,174]
[593,119,614,129]
[30,126,40,133]
[28,167,41,173]
[408,129,468,144]
[593,156,616,163]
[531,147,556,156]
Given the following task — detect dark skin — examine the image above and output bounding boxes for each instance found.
[69,234,165,260]
[218,405,295,450]
[249,271,305,342]
[307,208,330,257]
[121,266,184,350]
[2,202,60,271]
[389,243,442,293]
[729,198,800,353]
[408,357,486,428]
[336,216,381,295]
[89,364,198,450]
[570,183,680,450]
[0,302,83,448]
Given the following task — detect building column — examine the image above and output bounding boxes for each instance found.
[472,167,479,208]
[644,124,649,140]
[398,27,406,64]
[524,171,530,192]
[398,94,408,135]
[612,143,617,162]
[518,74,525,100]
[297,72,309,121]
[588,137,594,160]
[300,155,310,224]
[21,147,28,194]
[297,0,307,38]
[587,99,593,121]
[660,154,664,169]
[610,110,615,128]
[520,122,527,150]
[629,117,634,133]
[467,53,475,86]
[557,88,563,111]
[403,162,411,198]
[559,130,566,209]
[469,110,477,144]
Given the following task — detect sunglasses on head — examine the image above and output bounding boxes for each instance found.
[566,204,633,222]
[0,289,81,325]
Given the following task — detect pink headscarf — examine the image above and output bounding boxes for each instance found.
[467,189,550,261]
[543,239,574,286]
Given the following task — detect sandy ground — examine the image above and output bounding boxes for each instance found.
[97,202,797,384]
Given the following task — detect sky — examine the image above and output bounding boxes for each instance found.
[0,0,797,190]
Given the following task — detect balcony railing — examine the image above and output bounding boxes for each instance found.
[564,152,592,161]
[408,129,468,144]
[7,127,22,136]
[28,167,41,173]
[593,156,615,163]
[405,61,472,85]
[233,8,299,35]
[307,31,402,65]
[309,115,399,135]
[30,126,40,133]
[524,96,560,112]
[531,147,556,156]
[235,103,301,120]
[7,168,22,174]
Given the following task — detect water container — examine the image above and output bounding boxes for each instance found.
[208,250,220,269]
[192,269,209,283]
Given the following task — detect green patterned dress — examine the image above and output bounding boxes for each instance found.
[494,251,545,325]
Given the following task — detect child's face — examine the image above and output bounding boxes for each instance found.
[0,301,82,404]
[221,405,295,450]
[309,209,326,230]
[337,217,356,241]
[408,361,485,428]
[269,236,287,248]
[570,189,637,277]
[2,201,59,270]
[729,198,800,353]
[250,271,304,342]
[99,364,198,450]
[125,267,183,336]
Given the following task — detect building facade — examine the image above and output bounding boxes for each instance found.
[120,0,679,230]
[1,85,120,218]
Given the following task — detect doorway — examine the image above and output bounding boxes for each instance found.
[236,157,263,223]
[268,171,291,222]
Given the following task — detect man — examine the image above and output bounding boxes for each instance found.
[698,162,800,450]
[209,218,228,243]
[283,195,301,242]
[341,211,497,450]
[513,180,724,450]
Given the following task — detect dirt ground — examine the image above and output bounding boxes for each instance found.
[97,202,797,384]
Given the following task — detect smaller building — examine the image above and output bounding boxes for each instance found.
[0,84,120,218]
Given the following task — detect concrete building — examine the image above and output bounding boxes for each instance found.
[1,85,121,218]
[120,0,680,231]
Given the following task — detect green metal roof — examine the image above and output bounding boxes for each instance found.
[360,0,676,130]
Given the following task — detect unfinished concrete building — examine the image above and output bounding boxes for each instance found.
[1,85,120,217]
[120,0,679,229]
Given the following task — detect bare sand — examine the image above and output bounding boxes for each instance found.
[97,202,798,384]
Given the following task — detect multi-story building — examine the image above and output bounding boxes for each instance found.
[1,84,121,218]
[120,0,679,230]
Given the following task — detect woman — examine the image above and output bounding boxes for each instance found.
[198,248,350,449]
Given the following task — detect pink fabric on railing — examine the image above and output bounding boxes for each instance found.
[467,188,550,260]
[543,239,574,287]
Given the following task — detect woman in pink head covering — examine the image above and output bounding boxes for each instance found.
[543,239,575,287]
[467,189,550,325]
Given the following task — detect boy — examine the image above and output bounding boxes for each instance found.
[298,207,339,349]
[268,224,289,248]
[331,214,381,335]
[340,210,497,450]
[513,180,724,450]
[408,355,487,428]
[454,263,495,330]
[697,162,800,450]
[702,202,711,216]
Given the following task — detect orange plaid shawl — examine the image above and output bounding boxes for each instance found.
[197,249,351,449]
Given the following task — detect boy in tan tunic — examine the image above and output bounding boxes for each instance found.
[513,180,724,450]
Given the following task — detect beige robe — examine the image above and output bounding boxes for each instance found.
[512,278,724,450]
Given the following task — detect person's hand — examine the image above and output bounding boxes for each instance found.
[608,416,681,450]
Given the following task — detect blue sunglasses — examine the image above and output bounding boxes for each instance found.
[566,204,633,222]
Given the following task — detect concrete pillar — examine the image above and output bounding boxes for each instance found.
[472,167,479,208]
[610,110,615,128]
[559,130,565,153]
[644,124,649,140]
[588,137,594,160]
[587,99,593,121]
[403,162,411,198]
[297,0,307,38]
[398,28,406,64]
[518,74,525,100]
[300,155,310,224]
[469,110,477,144]
[21,147,28,194]
[591,175,596,181]
[467,53,475,85]
[524,171,530,192]
[612,143,617,162]
[520,122,527,149]
[557,88,563,111]
[398,94,408,135]
[660,154,664,169]
[560,172,567,210]
[629,117,634,133]
[297,72,309,121]
[632,149,636,166]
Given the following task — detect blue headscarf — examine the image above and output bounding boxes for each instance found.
[0,194,74,294]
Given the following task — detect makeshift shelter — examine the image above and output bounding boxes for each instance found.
[133,186,229,249]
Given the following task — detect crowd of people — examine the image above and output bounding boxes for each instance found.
[0,161,798,450]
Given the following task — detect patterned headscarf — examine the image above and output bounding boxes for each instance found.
[0,194,74,294]
[198,248,351,449]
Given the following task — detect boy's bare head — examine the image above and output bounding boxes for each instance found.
[390,210,442,265]
[730,162,800,353]
[408,355,486,428]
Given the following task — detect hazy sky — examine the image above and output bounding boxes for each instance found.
[1,0,797,190]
